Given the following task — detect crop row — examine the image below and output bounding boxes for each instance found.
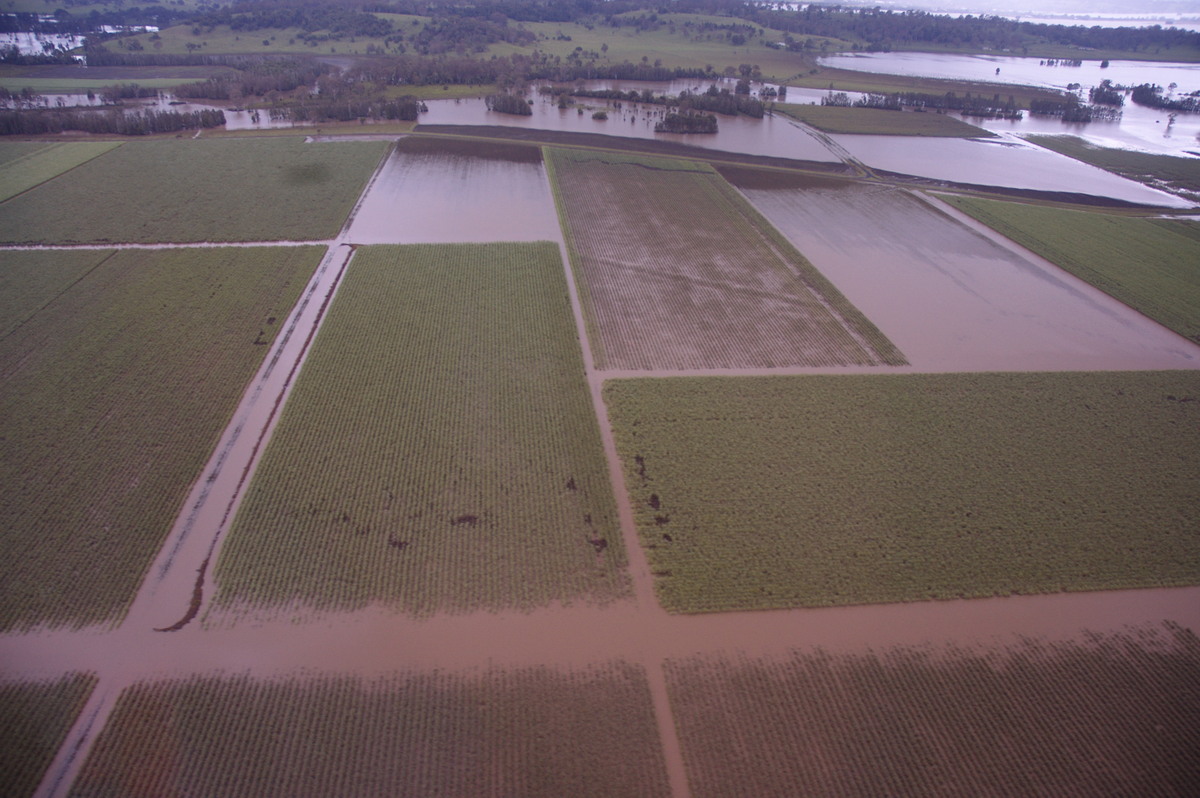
[0,247,322,630]
[0,141,121,203]
[69,664,669,798]
[665,622,1200,797]
[546,146,904,370]
[0,137,388,245]
[213,243,628,617]
[0,673,97,798]
[945,195,1200,343]
[603,371,1200,613]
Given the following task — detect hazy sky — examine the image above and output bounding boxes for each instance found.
[864,0,1200,20]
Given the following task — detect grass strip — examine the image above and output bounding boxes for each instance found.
[214,243,627,616]
[1027,134,1200,200]
[0,674,97,798]
[775,103,992,137]
[70,665,670,797]
[0,137,388,244]
[605,372,1200,613]
[0,247,321,630]
[666,623,1200,797]
[945,195,1200,343]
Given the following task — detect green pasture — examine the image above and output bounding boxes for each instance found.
[0,675,97,798]
[71,666,669,798]
[1027,135,1200,200]
[546,147,904,369]
[0,76,199,93]
[775,103,992,136]
[0,137,388,244]
[0,247,321,631]
[667,624,1200,797]
[214,243,628,617]
[0,141,120,202]
[946,196,1200,343]
[789,67,1068,108]
[604,372,1200,613]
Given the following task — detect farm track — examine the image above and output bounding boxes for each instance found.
[4,134,1198,798]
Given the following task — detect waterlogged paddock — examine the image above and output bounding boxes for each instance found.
[345,137,561,244]
[548,148,904,370]
[729,173,1200,371]
[836,134,1191,207]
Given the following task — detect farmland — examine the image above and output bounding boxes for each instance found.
[604,372,1200,613]
[0,247,321,630]
[0,138,388,245]
[0,142,121,202]
[0,674,97,798]
[546,147,904,369]
[665,622,1200,797]
[945,196,1200,344]
[69,665,670,798]
[213,243,629,617]
[775,104,991,137]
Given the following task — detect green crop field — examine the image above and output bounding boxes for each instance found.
[604,372,1200,613]
[946,196,1200,344]
[666,623,1200,797]
[775,103,992,137]
[0,141,121,203]
[1028,135,1200,200]
[546,147,904,369]
[789,67,1068,108]
[0,674,97,798]
[214,243,628,617]
[0,247,321,630]
[0,137,388,245]
[70,665,669,797]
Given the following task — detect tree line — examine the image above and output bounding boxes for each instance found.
[0,107,225,135]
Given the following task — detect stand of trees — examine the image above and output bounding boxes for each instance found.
[825,89,1021,119]
[485,92,532,115]
[1131,84,1200,112]
[654,111,717,133]
[0,106,225,135]
[569,83,764,118]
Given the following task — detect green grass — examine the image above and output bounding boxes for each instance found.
[666,623,1200,797]
[70,665,669,798]
[0,76,201,93]
[604,372,1200,613]
[214,243,628,617]
[545,147,904,369]
[0,137,388,244]
[775,103,992,137]
[1027,135,1200,200]
[944,196,1200,343]
[0,674,97,798]
[789,67,1068,108]
[0,247,321,630]
[0,141,121,202]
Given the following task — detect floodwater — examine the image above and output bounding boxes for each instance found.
[834,133,1194,206]
[344,140,560,243]
[419,93,840,163]
[737,180,1200,371]
[816,51,1200,157]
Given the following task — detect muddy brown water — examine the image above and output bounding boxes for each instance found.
[736,182,1200,371]
[343,142,561,244]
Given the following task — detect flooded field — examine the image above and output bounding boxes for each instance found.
[835,134,1192,206]
[818,52,1200,158]
[419,94,840,163]
[344,138,560,244]
[733,177,1200,370]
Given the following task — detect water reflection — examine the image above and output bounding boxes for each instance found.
[345,141,560,244]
